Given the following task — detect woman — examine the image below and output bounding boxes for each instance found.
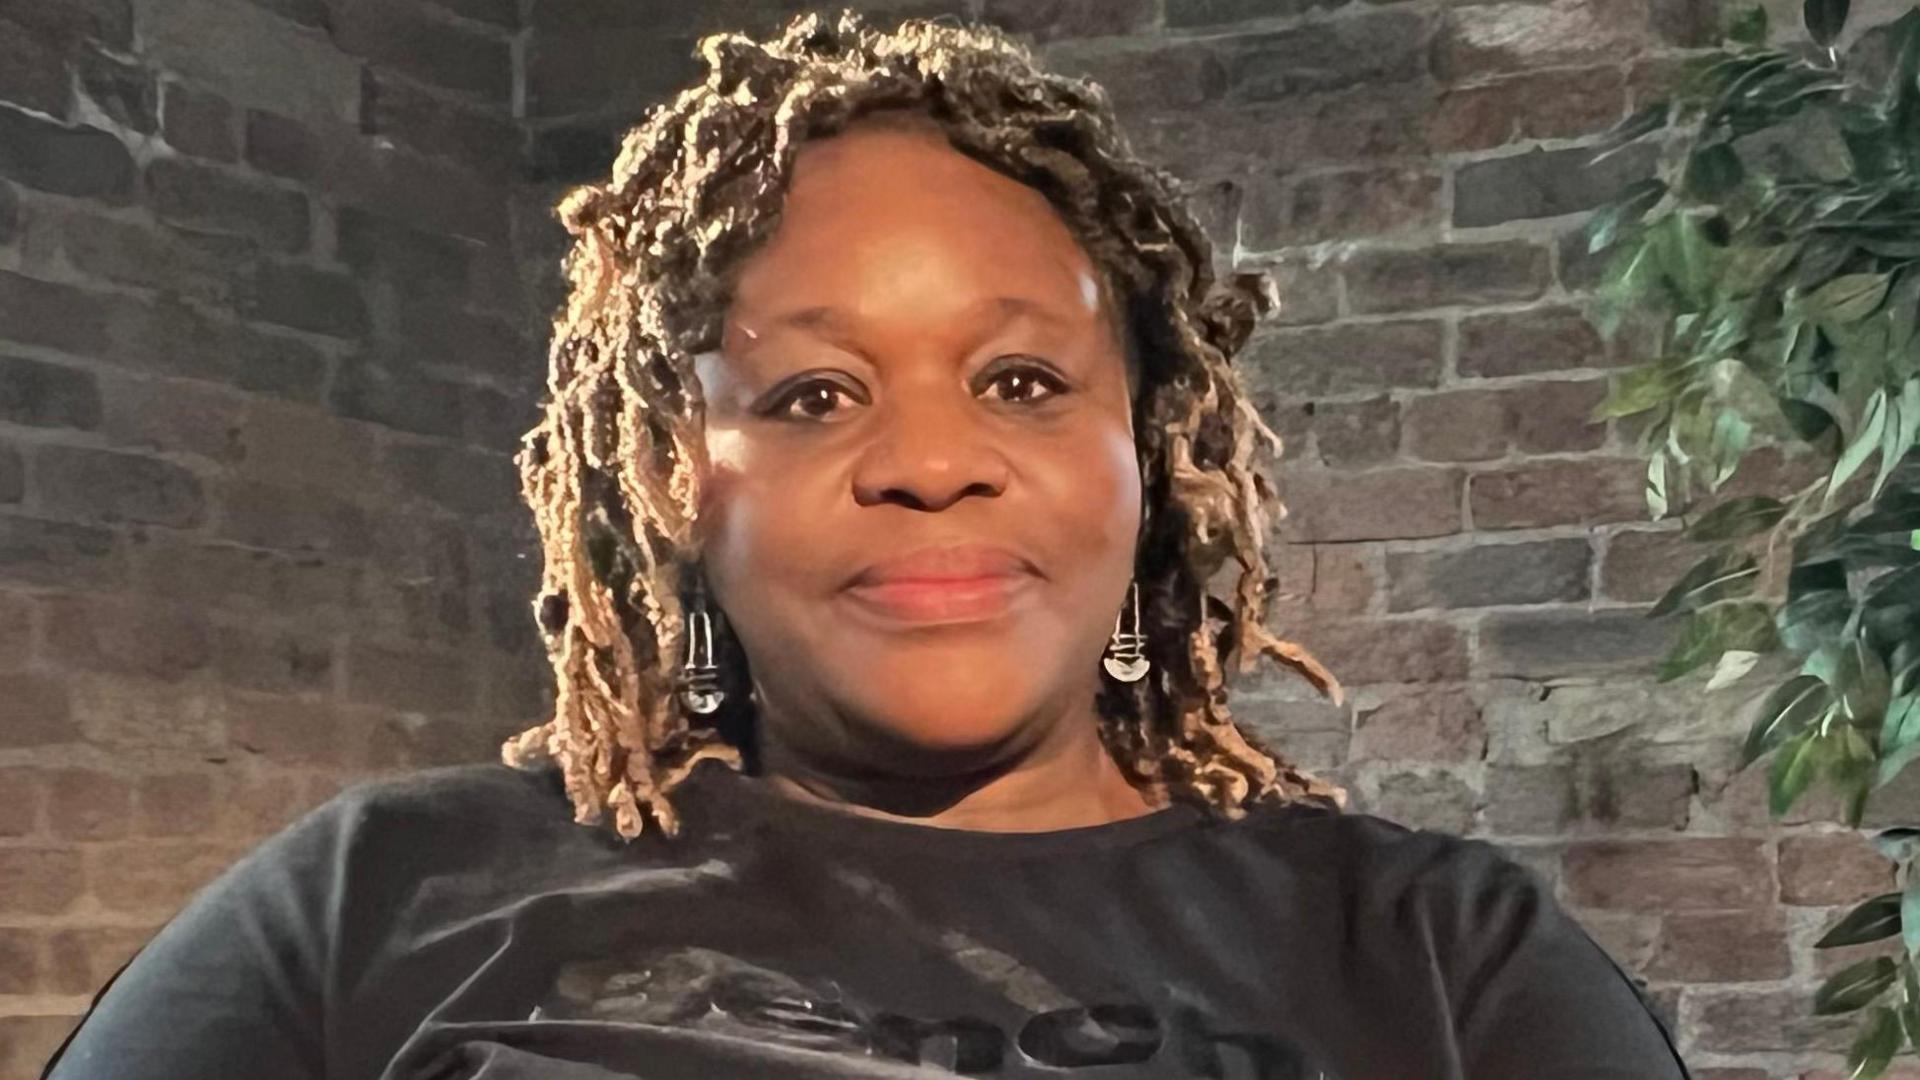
[42,10,1691,1079]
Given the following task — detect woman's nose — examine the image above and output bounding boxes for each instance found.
[849,386,1011,512]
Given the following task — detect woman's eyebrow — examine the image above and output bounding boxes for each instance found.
[767,295,1072,335]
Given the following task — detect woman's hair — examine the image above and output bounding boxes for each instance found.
[501,6,1346,840]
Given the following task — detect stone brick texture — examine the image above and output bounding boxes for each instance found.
[0,0,1886,1075]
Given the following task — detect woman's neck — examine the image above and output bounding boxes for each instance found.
[755,706,1163,833]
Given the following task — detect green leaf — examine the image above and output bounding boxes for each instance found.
[1816,955,1899,1014]
[1906,868,1920,959]
[1780,587,1852,653]
[1770,727,1826,815]
[1745,674,1835,765]
[1689,496,1788,541]
[1708,648,1764,690]
[1880,694,1920,787]
[1841,636,1895,729]
[1592,105,1670,167]
[1648,451,1670,520]
[1875,380,1920,500]
[1661,602,1778,681]
[1804,0,1850,45]
[1847,1005,1901,1079]
[1651,549,1759,616]
[1806,273,1894,327]
[1819,893,1903,948]
[1727,4,1769,45]
[1683,142,1745,202]
[1587,178,1668,253]
[1597,363,1687,420]
[1833,389,1891,502]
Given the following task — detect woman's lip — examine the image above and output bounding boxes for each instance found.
[842,573,1037,625]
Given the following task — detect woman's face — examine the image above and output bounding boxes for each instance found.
[692,117,1142,780]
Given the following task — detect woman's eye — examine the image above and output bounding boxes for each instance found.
[981,363,1069,405]
[767,379,862,421]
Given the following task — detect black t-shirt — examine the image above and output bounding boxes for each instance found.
[42,759,1691,1079]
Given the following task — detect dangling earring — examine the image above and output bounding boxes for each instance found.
[679,581,725,715]
[1103,579,1150,683]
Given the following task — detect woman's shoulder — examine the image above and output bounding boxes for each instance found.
[284,761,583,857]
[1229,797,1546,904]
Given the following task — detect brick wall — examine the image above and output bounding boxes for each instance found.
[0,0,1908,1076]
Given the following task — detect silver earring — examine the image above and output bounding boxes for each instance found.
[679,585,725,715]
[1103,580,1150,683]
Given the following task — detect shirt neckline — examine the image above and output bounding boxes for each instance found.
[681,757,1211,859]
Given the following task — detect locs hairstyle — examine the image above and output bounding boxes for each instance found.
[502,7,1346,840]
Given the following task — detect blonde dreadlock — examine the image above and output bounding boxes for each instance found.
[502,7,1346,840]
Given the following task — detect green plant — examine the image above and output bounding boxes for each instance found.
[1590,1,1920,1072]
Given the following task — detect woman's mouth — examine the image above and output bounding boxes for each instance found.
[842,574,1038,625]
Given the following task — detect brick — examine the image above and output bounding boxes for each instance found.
[140,298,331,401]
[1779,834,1895,906]
[1564,839,1771,911]
[0,440,19,503]
[226,694,369,765]
[98,375,247,462]
[345,639,475,712]
[1366,770,1476,832]
[1353,687,1485,761]
[47,926,152,995]
[0,673,75,746]
[982,0,1157,41]
[1291,618,1468,684]
[145,156,310,252]
[1582,758,1693,829]
[1470,458,1646,529]
[1034,37,1234,113]
[360,68,518,178]
[420,0,519,28]
[1244,166,1442,249]
[1689,989,1851,1053]
[213,625,334,694]
[0,108,135,202]
[247,260,370,338]
[0,1016,83,1079]
[45,595,213,681]
[1,0,134,48]
[0,354,101,431]
[236,398,380,491]
[0,591,28,668]
[1344,242,1548,315]
[216,480,373,556]
[140,0,360,126]
[0,767,43,835]
[47,766,132,840]
[1281,467,1462,542]
[243,0,329,29]
[1166,0,1340,26]
[1645,910,1789,982]
[0,514,122,587]
[336,204,475,286]
[70,675,222,752]
[1507,379,1607,453]
[1455,142,1659,228]
[1482,765,1576,834]
[86,841,238,915]
[1387,538,1589,610]
[387,441,518,516]
[0,179,17,246]
[1246,320,1444,400]
[161,79,237,161]
[131,537,356,620]
[330,357,467,438]
[77,44,156,133]
[1217,13,1431,101]
[1432,67,1626,153]
[1403,390,1506,463]
[1310,397,1399,468]
[464,382,540,452]
[1458,306,1609,378]
[0,928,41,993]
[329,0,512,103]
[526,25,700,118]
[0,846,84,915]
[34,445,206,528]
[1477,608,1673,678]
[53,209,254,304]
[1601,527,1694,603]
[244,108,319,178]
[133,771,219,837]
[0,17,74,117]
[394,299,534,382]
[1435,0,1654,82]
[0,265,134,362]
[526,122,618,185]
